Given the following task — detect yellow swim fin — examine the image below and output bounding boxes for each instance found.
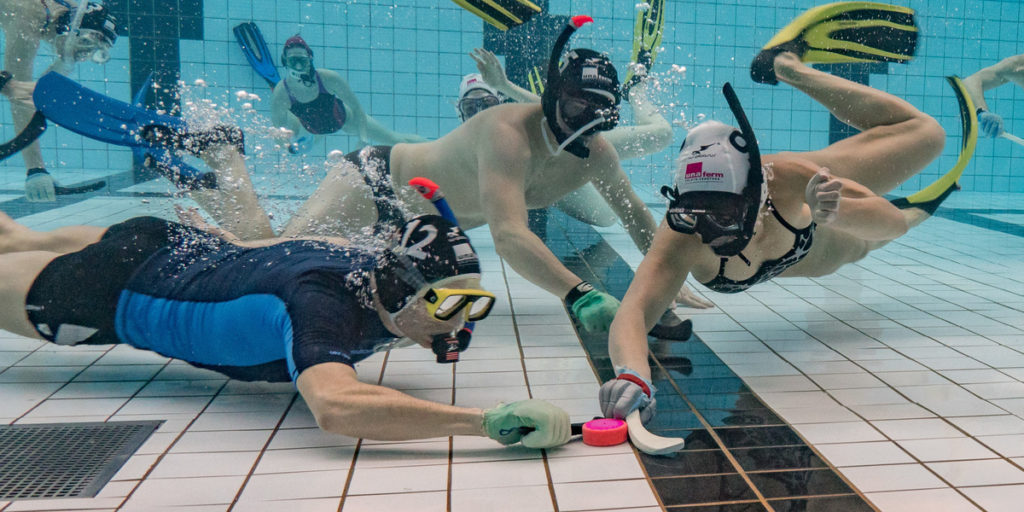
[527,65,545,95]
[451,0,541,31]
[890,76,978,213]
[622,0,666,96]
[751,2,918,85]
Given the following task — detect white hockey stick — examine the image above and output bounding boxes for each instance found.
[1000,132,1024,147]
[625,410,685,455]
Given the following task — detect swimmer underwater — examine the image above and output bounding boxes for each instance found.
[0,200,571,448]
[1,0,118,201]
[211,17,707,341]
[602,51,951,424]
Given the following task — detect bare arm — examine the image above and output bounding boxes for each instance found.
[469,48,540,103]
[321,70,425,145]
[816,174,908,241]
[609,223,696,378]
[270,85,302,146]
[963,54,1024,111]
[589,142,657,253]
[479,125,586,297]
[298,363,485,441]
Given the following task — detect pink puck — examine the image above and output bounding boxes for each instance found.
[581,418,628,446]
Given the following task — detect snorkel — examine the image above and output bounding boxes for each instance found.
[540,15,622,158]
[408,177,475,364]
[662,83,766,262]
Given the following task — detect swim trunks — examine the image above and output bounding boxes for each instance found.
[342,145,407,229]
[27,217,397,382]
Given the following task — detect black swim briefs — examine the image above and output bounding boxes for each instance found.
[24,217,216,345]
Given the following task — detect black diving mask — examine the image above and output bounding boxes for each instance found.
[662,188,751,255]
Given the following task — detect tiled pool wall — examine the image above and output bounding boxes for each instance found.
[1,0,1023,194]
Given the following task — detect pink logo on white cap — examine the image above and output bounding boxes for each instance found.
[683,162,724,182]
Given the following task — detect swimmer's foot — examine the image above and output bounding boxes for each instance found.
[890,180,960,217]
[140,124,245,157]
[771,52,808,86]
[751,43,804,85]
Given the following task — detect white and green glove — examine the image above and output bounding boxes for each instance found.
[25,168,56,202]
[483,399,571,448]
[565,281,620,333]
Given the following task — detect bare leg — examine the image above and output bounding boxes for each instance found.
[775,53,945,195]
[189,146,275,240]
[0,251,59,338]
[0,211,105,255]
[601,81,674,161]
[282,160,380,238]
[552,184,617,227]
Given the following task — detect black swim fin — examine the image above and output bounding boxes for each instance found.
[233,22,282,88]
[451,0,541,31]
[648,309,693,341]
[751,2,918,85]
[0,112,46,163]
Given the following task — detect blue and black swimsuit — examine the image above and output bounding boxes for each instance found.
[26,217,395,382]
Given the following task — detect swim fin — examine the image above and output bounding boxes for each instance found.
[233,22,281,89]
[132,74,217,190]
[527,65,544,95]
[0,111,46,163]
[890,76,977,214]
[751,2,918,85]
[451,0,541,31]
[622,0,665,98]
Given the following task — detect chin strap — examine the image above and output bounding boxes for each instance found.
[540,116,602,158]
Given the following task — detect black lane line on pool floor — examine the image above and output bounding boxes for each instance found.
[535,209,877,512]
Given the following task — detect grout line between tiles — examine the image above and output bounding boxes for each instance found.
[226,393,301,511]
[337,350,392,511]
[499,257,561,512]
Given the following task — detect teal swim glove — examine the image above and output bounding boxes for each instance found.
[565,281,620,332]
[483,399,571,448]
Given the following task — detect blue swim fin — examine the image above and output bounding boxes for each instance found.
[132,74,217,190]
[233,22,281,88]
[33,71,188,148]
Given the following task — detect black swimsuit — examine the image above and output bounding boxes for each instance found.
[700,198,816,294]
[284,73,347,135]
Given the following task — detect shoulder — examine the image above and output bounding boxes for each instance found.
[318,69,348,87]
[476,106,534,157]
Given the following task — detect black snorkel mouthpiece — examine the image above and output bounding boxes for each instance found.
[431,326,472,364]
[664,83,765,259]
[542,15,602,159]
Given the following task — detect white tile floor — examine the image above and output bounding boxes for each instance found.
[2,186,1024,510]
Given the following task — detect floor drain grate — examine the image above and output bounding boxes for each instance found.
[0,421,161,500]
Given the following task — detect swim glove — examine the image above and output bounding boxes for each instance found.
[978,109,1004,138]
[25,168,56,202]
[599,368,657,423]
[565,281,620,332]
[483,400,571,448]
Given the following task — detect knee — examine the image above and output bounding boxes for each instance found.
[910,116,946,162]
